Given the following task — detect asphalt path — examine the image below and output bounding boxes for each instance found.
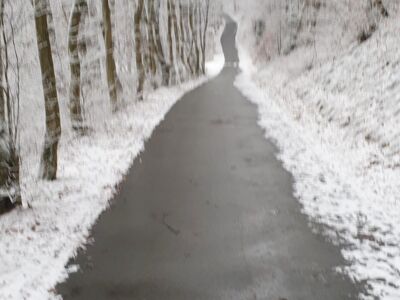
[58,18,362,300]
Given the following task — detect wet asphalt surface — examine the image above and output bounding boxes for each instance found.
[57,19,362,300]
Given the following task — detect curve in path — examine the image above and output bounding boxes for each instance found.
[58,19,362,300]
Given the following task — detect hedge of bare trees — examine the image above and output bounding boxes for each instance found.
[229,0,397,64]
[0,0,218,214]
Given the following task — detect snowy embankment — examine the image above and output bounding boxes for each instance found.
[235,16,400,300]
[0,24,225,300]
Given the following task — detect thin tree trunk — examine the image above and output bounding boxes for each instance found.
[200,0,210,74]
[34,0,62,181]
[187,0,196,75]
[68,0,87,133]
[146,0,157,79]
[0,0,20,212]
[167,0,175,84]
[152,0,168,85]
[148,0,161,88]
[5,3,21,207]
[0,0,4,121]
[194,3,201,76]
[171,0,181,82]
[134,0,145,100]
[142,0,157,88]
[179,1,188,74]
[102,0,118,111]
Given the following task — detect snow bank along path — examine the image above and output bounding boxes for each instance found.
[0,25,225,300]
[235,16,400,300]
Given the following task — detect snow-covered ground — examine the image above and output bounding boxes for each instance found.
[0,23,225,300]
[235,13,400,300]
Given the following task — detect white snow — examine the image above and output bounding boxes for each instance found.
[235,13,400,300]
[0,26,225,300]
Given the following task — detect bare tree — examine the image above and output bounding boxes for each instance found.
[68,0,88,133]
[145,0,157,83]
[0,0,4,122]
[170,0,181,82]
[102,0,119,111]
[194,2,201,76]
[179,0,190,74]
[34,0,62,181]
[187,0,196,75]
[200,0,210,74]
[167,0,175,84]
[134,0,145,100]
[152,0,169,85]
[0,0,21,212]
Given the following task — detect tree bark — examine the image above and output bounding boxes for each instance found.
[0,0,4,121]
[34,0,62,181]
[171,0,181,82]
[0,0,21,212]
[152,0,169,85]
[187,0,196,75]
[102,0,119,111]
[200,0,210,74]
[68,0,87,133]
[146,0,157,79]
[167,0,175,84]
[194,3,201,76]
[179,1,188,74]
[134,0,145,100]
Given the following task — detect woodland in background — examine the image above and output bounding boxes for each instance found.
[230,0,398,64]
[0,0,219,213]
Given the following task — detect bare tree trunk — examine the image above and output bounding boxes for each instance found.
[187,0,196,75]
[152,0,169,85]
[0,0,4,121]
[102,0,119,111]
[194,3,201,76]
[0,0,21,212]
[134,0,145,100]
[200,0,210,74]
[68,0,87,133]
[147,0,159,78]
[4,2,21,208]
[142,2,150,77]
[171,0,181,82]
[179,1,188,74]
[146,0,157,80]
[142,0,158,89]
[152,0,166,85]
[45,0,67,96]
[167,0,175,84]
[34,0,62,181]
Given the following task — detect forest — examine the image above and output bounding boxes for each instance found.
[229,0,398,65]
[0,0,219,213]
[1,1,400,299]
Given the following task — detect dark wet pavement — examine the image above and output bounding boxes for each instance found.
[57,19,361,300]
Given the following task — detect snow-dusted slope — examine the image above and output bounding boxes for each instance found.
[236,14,400,300]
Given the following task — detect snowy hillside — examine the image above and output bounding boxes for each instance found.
[234,3,400,300]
